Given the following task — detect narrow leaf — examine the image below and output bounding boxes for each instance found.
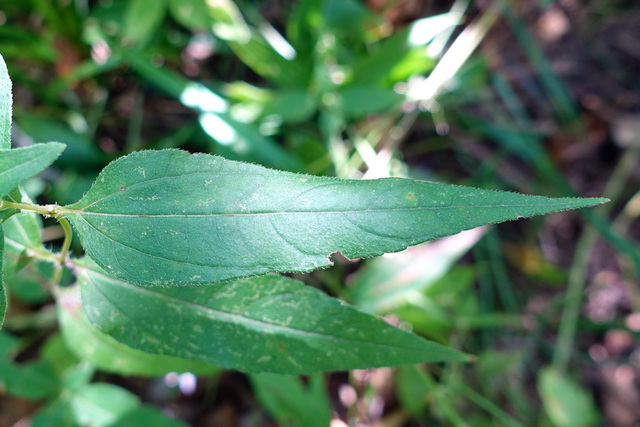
[63,150,607,286]
[0,142,65,197]
[0,54,11,149]
[77,262,467,374]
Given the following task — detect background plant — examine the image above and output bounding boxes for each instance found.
[1,0,639,426]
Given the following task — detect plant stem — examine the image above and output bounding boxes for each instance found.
[0,200,73,286]
[0,200,62,218]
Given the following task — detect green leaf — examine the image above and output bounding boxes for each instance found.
[57,285,220,377]
[0,226,6,331]
[538,367,598,427]
[122,0,168,47]
[77,262,467,374]
[111,406,189,427]
[31,398,75,427]
[339,86,404,119]
[62,150,607,286]
[250,373,330,427]
[71,383,139,427]
[396,365,431,417]
[0,142,65,197]
[0,187,22,222]
[0,53,11,149]
[205,0,306,87]
[168,0,212,31]
[0,331,59,399]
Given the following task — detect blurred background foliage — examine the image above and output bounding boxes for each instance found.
[1,0,640,425]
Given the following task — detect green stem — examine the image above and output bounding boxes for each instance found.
[0,200,73,286]
[0,200,62,218]
[58,217,73,261]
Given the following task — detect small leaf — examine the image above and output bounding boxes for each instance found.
[57,285,219,377]
[77,262,467,374]
[0,53,11,149]
[71,383,139,427]
[538,367,598,427]
[62,150,607,286]
[0,226,6,331]
[0,142,66,197]
[168,0,213,31]
[250,373,330,427]
[122,0,168,47]
[0,187,23,222]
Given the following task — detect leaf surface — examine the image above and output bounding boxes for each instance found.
[77,262,467,374]
[0,143,65,197]
[57,285,219,377]
[0,54,11,149]
[63,149,606,286]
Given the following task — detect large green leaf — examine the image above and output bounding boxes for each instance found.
[62,149,606,286]
[0,54,11,149]
[0,226,6,331]
[57,285,220,377]
[77,262,467,374]
[0,142,65,197]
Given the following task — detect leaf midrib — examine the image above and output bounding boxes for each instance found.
[62,202,576,218]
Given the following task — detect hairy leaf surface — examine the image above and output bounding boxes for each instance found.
[77,262,467,374]
[0,54,11,149]
[0,143,65,197]
[63,150,606,286]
